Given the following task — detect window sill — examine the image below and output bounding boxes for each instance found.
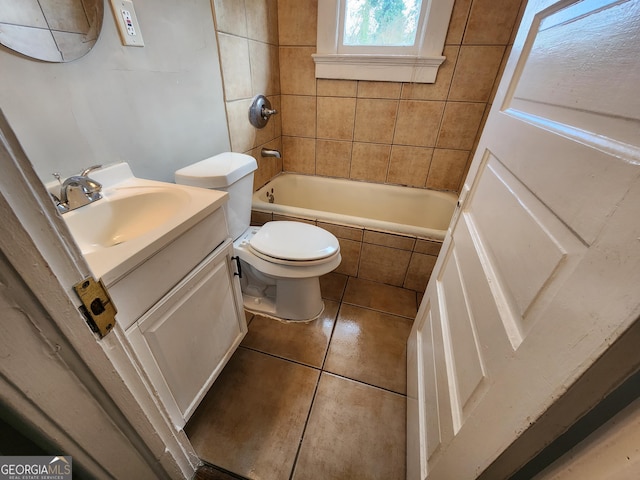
[312,53,445,83]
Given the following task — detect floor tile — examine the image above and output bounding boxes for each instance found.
[185,348,319,480]
[320,272,348,301]
[292,373,406,480]
[324,304,412,394]
[343,277,418,318]
[241,300,339,368]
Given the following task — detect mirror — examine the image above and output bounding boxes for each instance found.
[0,0,104,62]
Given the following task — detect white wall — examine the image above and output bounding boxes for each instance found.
[0,0,230,183]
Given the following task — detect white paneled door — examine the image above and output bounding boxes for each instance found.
[407,0,640,478]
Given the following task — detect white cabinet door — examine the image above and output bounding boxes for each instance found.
[407,0,640,478]
[130,239,246,429]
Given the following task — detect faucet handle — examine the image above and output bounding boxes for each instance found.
[81,164,103,176]
[261,105,278,118]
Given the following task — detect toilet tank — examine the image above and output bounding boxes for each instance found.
[175,153,258,240]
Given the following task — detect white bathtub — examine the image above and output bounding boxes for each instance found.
[252,174,457,240]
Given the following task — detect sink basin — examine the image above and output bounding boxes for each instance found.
[60,163,228,284]
[64,187,191,253]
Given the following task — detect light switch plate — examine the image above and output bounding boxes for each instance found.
[110,0,145,47]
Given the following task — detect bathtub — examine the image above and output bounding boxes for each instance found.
[252,173,457,241]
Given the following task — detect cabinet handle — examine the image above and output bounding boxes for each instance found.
[231,256,242,278]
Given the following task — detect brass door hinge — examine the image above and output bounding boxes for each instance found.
[73,277,117,338]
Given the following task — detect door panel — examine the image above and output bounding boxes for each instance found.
[407,0,640,478]
[464,153,587,346]
[438,248,487,433]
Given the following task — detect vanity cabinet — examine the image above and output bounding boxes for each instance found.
[127,238,245,429]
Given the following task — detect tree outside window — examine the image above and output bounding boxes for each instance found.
[344,0,422,47]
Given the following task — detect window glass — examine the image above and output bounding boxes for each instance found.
[343,0,423,47]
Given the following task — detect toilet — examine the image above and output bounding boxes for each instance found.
[175,153,341,322]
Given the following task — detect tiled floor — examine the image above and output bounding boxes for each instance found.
[185,274,419,480]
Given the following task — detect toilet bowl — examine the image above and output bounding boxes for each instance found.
[175,153,341,322]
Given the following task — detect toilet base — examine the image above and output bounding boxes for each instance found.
[243,297,325,324]
[241,275,325,322]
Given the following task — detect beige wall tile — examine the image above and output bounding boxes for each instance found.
[335,238,361,276]
[318,222,363,242]
[282,136,316,174]
[252,137,282,188]
[387,145,433,187]
[358,243,411,286]
[278,0,317,46]
[245,0,268,43]
[281,95,316,137]
[217,34,252,101]
[249,41,279,96]
[449,45,506,102]
[350,143,391,183]
[401,46,459,101]
[212,0,247,36]
[364,230,415,250]
[226,98,255,152]
[414,239,442,256]
[317,97,356,141]
[315,140,352,178]
[393,100,445,147]
[353,99,398,144]
[404,253,437,292]
[245,0,278,45]
[357,81,402,99]
[427,149,470,191]
[463,0,523,45]
[251,209,273,224]
[248,146,266,187]
[317,79,358,97]
[279,47,316,95]
[445,0,472,45]
[273,214,316,225]
[436,102,485,150]
[271,95,282,138]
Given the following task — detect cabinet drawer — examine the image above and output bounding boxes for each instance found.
[111,207,227,330]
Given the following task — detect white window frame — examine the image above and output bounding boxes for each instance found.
[313,0,455,83]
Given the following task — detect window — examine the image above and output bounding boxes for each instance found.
[314,0,455,83]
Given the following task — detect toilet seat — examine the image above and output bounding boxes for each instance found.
[247,221,340,266]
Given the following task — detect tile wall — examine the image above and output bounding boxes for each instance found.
[213,0,525,293]
[211,0,282,189]
[213,0,525,194]
[252,210,442,293]
[277,0,526,193]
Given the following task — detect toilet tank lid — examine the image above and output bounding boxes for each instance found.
[175,152,257,188]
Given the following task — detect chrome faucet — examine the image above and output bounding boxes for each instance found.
[54,165,103,213]
[261,148,281,159]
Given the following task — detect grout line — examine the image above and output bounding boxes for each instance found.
[340,298,417,320]
[238,345,321,371]
[321,371,408,398]
[287,303,341,480]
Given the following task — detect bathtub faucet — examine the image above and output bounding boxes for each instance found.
[261,148,281,159]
